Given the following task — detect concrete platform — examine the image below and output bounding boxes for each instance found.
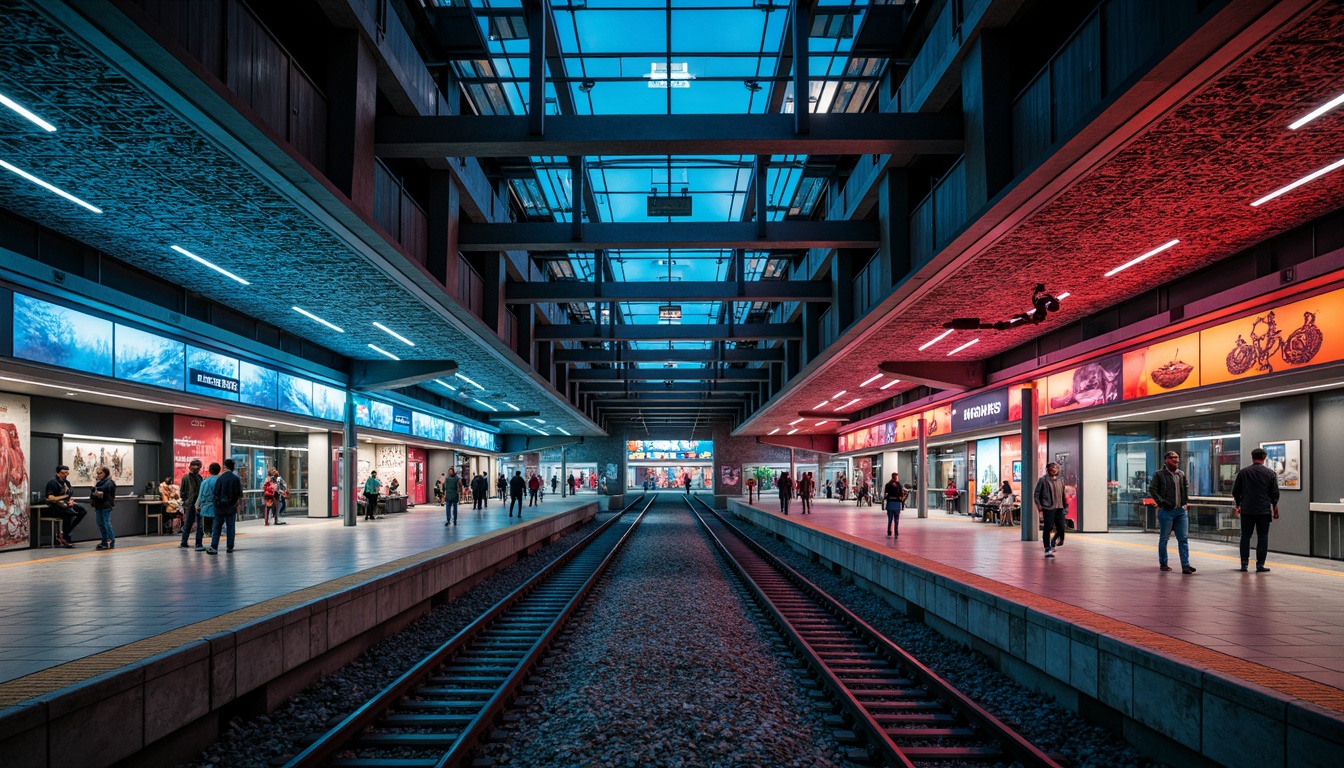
[0,494,602,768]
[728,496,1344,768]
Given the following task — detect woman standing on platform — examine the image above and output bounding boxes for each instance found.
[883,472,905,537]
[363,471,382,522]
[92,466,116,550]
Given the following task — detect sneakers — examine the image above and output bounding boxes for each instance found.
[205,548,217,555]
[96,543,110,550]
[195,546,206,551]
[1159,564,1172,571]
[1044,548,1055,558]
[1182,566,1197,574]
[445,522,451,526]
[1256,566,1271,572]
[178,543,189,549]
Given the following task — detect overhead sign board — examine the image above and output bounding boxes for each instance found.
[951,388,1009,432]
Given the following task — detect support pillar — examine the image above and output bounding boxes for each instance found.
[917,416,927,518]
[427,171,461,294]
[326,30,377,214]
[878,169,911,287]
[528,0,549,136]
[341,393,358,526]
[801,301,822,363]
[791,0,810,134]
[831,250,856,332]
[961,29,1014,213]
[1021,383,1040,542]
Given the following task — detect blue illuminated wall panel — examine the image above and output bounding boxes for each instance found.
[13,294,113,377]
[314,382,344,421]
[186,346,240,400]
[114,324,184,390]
[279,373,313,416]
[240,361,277,410]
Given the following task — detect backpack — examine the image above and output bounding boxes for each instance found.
[263,479,276,500]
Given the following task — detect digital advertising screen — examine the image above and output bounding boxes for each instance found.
[13,294,113,377]
[369,400,394,432]
[114,323,184,390]
[313,382,345,421]
[626,440,713,461]
[239,361,278,410]
[279,373,314,416]
[186,345,241,401]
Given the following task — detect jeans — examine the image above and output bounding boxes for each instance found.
[210,513,236,552]
[1157,507,1190,567]
[529,489,539,506]
[95,507,114,544]
[445,499,458,524]
[1043,508,1067,549]
[181,506,204,547]
[779,497,790,515]
[887,502,901,534]
[509,494,523,516]
[801,495,812,513]
[364,492,379,519]
[1239,516,1272,566]
[276,496,286,521]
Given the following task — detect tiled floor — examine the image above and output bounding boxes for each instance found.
[0,493,601,685]
[741,496,1344,691]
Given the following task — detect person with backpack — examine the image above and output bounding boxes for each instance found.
[262,474,277,526]
[883,472,908,537]
[442,468,462,526]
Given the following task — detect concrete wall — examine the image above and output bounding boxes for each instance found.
[0,505,598,768]
[725,499,1344,768]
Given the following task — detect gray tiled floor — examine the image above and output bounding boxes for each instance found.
[741,496,1344,691]
[0,493,599,684]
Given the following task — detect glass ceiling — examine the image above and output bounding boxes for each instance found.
[434,0,893,367]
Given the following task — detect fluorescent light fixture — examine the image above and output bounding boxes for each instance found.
[169,245,250,285]
[789,417,804,426]
[557,427,571,435]
[293,306,344,333]
[769,428,780,435]
[1103,239,1180,277]
[367,343,400,361]
[433,378,457,391]
[0,375,200,410]
[835,398,861,410]
[1251,157,1344,207]
[947,338,980,356]
[535,418,546,424]
[918,329,954,351]
[228,415,319,430]
[1165,433,1241,444]
[1057,292,1071,300]
[372,321,415,347]
[62,433,135,444]
[1289,91,1344,130]
[473,398,499,412]
[455,372,484,389]
[504,402,520,411]
[0,160,102,213]
[0,92,57,132]
[860,374,883,387]
[815,420,829,426]
[1194,407,1216,413]
[814,400,829,410]
[787,428,800,435]
[880,379,901,390]
[832,390,847,399]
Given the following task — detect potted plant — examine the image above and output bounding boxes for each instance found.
[979,483,993,501]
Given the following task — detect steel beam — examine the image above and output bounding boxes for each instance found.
[536,323,800,341]
[374,113,962,158]
[506,280,832,304]
[554,348,784,364]
[460,221,878,251]
[574,381,758,393]
[567,368,770,381]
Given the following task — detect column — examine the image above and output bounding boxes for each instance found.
[342,392,359,526]
[1021,383,1040,542]
[961,29,1013,214]
[917,416,928,518]
[877,169,911,288]
[427,171,461,295]
[326,30,378,214]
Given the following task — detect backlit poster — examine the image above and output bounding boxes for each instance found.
[626,440,713,460]
[62,440,133,486]
[922,404,953,437]
[0,393,32,552]
[975,438,1001,491]
[353,395,371,427]
[717,463,742,495]
[115,324,184,389]
[375,444,407,494]
[1123,332,1200,399]
[392,406,413,434]
[240,361,278,410]
[1044,355,1122,414]
[370,400,394,431]
[1007,383,1047,421]
[13,294,113,377]
[1199,286,1342,386]
[279,373,314,416]
[314,382,345,421]
[186,346,240,400]
[173,415,224,483]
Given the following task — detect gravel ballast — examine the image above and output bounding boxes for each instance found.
[176,516,606,768]
[733,512,1164,768]
[482,502,858,768]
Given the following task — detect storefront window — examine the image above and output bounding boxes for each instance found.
[1108,422,1158,528]
[230,426,310,519]
[928,445,966,513]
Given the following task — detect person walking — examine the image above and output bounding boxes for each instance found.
[567,473,578,496]
[443,468,462,526]
[528,473,541,505]
[1233,447,1280,573]
[508,471,526,517]
[683,472,692,494]
[798,472,815,514]
[271,468,289,525]
[551,476,558,495]
[91,466,117,550]
[1034,462,1067,559]
[497,473,508,502]
[470,472,486,510]
[777,471,794,516]
[44,465,87,548]
[362,470,382,522]
[262,472,277,526]
[179,459,205,550]
[1148,451,1196,574]
[882,472,906,537]
[207,458,243,554]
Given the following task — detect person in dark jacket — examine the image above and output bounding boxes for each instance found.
[777,472,794,516]
[508,471,526,517]
[1034,463,1067,557]
[798,472,815,514]
[91,466,117,550]
[882,472,906,537]
[442,468,463,526]
[1232,447,1280,573]
[207,458,243,555]
[1148,451,1195,574]
[44,465,86,548]
[471,472,488,510]
[179,460,205,550]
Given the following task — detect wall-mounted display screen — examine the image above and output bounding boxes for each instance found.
[314,382,344,421]
[240,361,277,410]
[114,323,184,390]
[353,395,371,428]
[626,440,713,461]
[370,400,394,432]
[392,406,412,434]
[186,345,240,400]
[279,372,313,416]
[460,425,495,451]
[13,294,113,377]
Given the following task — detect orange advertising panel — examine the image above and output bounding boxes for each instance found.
[1199,286,1340,385]
[923,404,953,437]
[895,414,918,443]
[1123,332,1201,399]
[998,432,1048,494]
[1044,355,1122,414]
[1007,383,1047,421]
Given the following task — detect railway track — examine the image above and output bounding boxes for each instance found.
[281,494,654,768]
[685,495,1063,768]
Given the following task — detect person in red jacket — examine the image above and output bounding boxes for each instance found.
[528,472,542,506]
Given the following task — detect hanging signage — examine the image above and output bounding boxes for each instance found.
[392,406,413,434]
[951,388,1009,432]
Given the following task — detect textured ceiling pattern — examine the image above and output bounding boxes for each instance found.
[0,0,596,437]
[755,1,1344,436]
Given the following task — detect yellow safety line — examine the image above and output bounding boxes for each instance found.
[0,536,243,568]
[1068,535,1344,577]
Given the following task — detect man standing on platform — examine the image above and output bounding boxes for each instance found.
[1233,447,1279,573]
[528,472,541,506]
[508,471,526,517]
[883,472,906,537]
[179,459,204,550]
[777,471,794,516]
[442,468,462,526]
[363,470,382,522]
[1034,462,1067,559]
[1148,451,1196,574]
[471,472,487,510]
[798,471,815,514]
[207,458,243,555]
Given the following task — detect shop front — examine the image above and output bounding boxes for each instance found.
[626,440,713,491]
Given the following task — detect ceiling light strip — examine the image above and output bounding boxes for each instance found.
[293,306,344,333]
[473,399,499,412]
[880,378,901,390]
[918,328,954,351]
[946,338,980,356]
[455,372,485,389]
[1289,91,1344,130]
[372,321,415,346]
[0,93,57,132]
[860,374,883,387]
[834,398,861,411]
[1103,239,1180,278]
[434,378,457,391]
[787,428,800,435]
[0,160,102,213]
[170,245,250,286]
[1250,157,1344,207]
[367,343,400,361]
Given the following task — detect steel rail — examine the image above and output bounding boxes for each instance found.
[683,495,1062,768]
[283,494,655,768]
